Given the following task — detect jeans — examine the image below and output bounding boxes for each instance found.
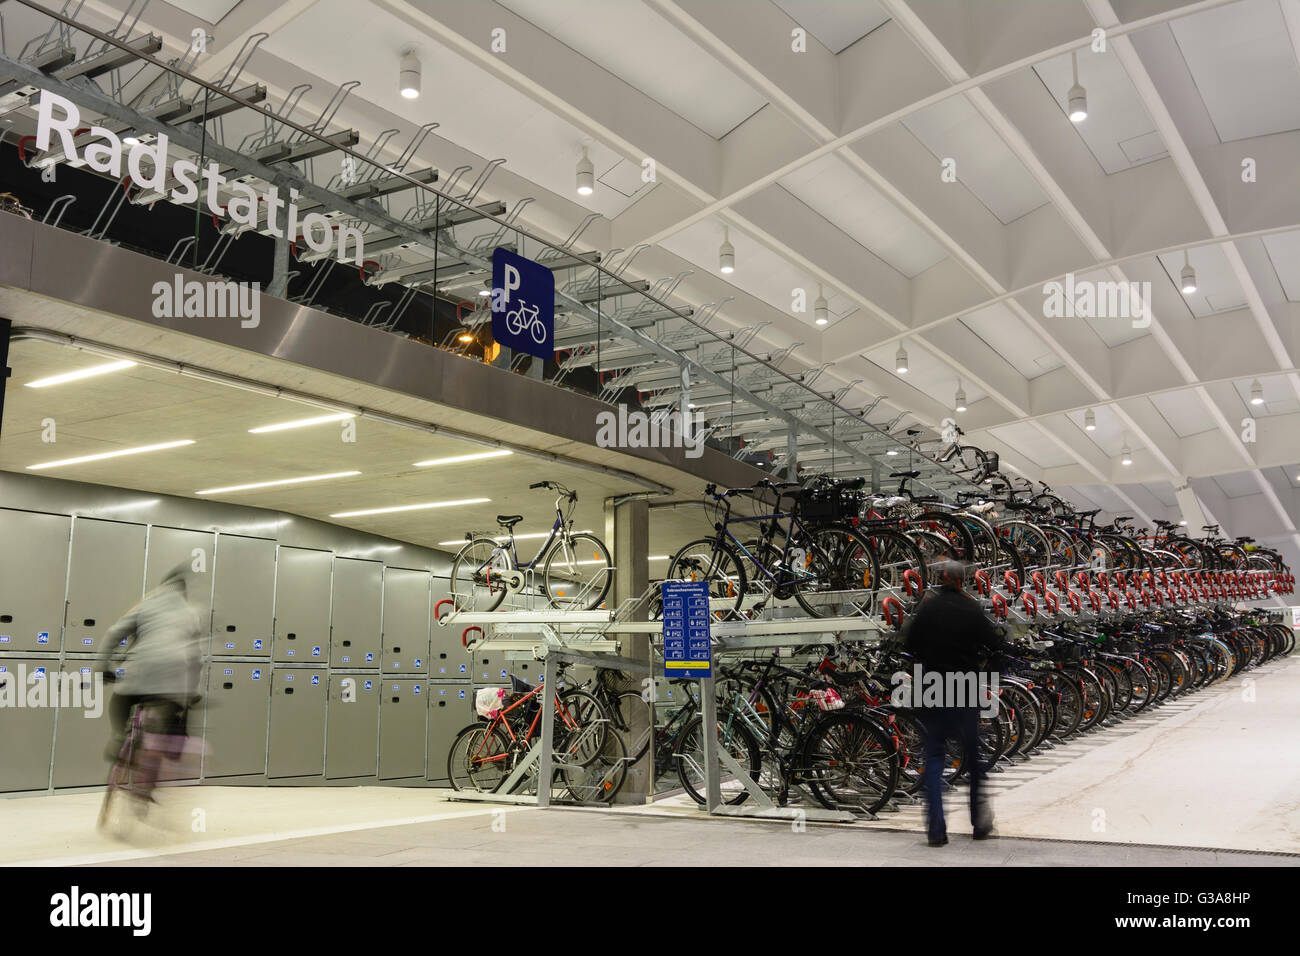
[922,706,991,840]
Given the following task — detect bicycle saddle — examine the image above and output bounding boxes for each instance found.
[1074,508,1101,518]
[889,470,921,479]
[496,514,524,528]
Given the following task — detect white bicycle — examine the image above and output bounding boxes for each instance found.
[505,301,547,345]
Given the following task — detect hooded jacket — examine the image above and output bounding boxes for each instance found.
[98,566,203,701]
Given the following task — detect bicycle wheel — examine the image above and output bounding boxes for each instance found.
[859,527,926,606]
[447,723,513,792]
[543,532,613,611]
[675,714,763,806]
[792,526,879,617]
[555,689,610,765]
[664,539,747,621]
[612,690,653,763]
[802,711,899,815]
[560,728,627,804]
[449,537,511,613]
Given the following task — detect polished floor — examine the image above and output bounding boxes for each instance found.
[4,656,1297,867]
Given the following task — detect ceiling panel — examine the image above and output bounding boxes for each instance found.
[959,302,1062,378]
[165,0,242,23]
[778,154,948,278]
[1032,48,1167,174]
[901,94,1049,223]
[1214,470,1262,498]
[1169,0,1300,142]
[771,0,890,54]
[1149,390,1215,438]
[1260,229,1300,301]
[1229,374,1300,417]
[987,422,1077,468]
[497,0,768,138]
[1156,245,1246,317]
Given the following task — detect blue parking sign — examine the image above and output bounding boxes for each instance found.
[661,580,711,679]
[491,247,554,359]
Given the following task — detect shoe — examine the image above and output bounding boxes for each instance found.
[928,834,949,847]
[973,828,996,840]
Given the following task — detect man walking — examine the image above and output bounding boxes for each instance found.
[904,560,1005,846]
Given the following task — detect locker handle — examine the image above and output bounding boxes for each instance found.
[83,619,95,627]
[437,701,445,707]
[392,697,400,703]
[284,687,294,694]
[393,646,400,653]
[222,682,233,690]
[342,640,351,647]
[226,625,236,632]
[0,615,11,623]
[286,633,296,640]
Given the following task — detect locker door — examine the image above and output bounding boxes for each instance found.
[52,661,122,788]
[273,547,331,664]
[469,649,510,685]
[145,526,216,626]
[268,669,326,778]
[426,684,471,784]
[429,577,462,678]
[211,535,275,656]
[379,679,426,779]
[325,674,378,779]
[382,568,430,674]
[0,510,69,652]
[0,658,57,791]
[66,518,145,654]
[201,662,270,778]
[330,558,381,667]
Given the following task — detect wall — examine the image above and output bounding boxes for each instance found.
[0,470,517,795]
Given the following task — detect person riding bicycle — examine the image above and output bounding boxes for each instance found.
[98,561,204,768]
[903,559,1007,846]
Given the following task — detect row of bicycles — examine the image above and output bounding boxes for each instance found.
[662,470,1294,624]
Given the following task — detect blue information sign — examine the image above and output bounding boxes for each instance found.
[491,246,554,359]
[661,580,712,679]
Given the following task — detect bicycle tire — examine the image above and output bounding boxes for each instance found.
[675,714,763,806]
[802,711,899,815]
[449,537,510,613]
[664,538,748,621]
[447,723,513,793]
[542,532,613,611]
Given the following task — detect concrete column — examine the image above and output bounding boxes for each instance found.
[1174,481,1211,533]
[607,494,650,804]
[267,233,291,299]
[787,431,799,481]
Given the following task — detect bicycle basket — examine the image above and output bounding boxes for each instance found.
[801,488,864,527]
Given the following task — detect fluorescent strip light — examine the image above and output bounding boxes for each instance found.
[437,529,591,546]
[27,439,194,470]
[413,449,512,467]
[24,360,136,388]
[249,412,355,433]
[331,498,489,518]
[197,471,361,495]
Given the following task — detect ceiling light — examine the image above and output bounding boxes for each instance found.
[1249,379,1264,405]
[1178,520,1187,526]
[575,147,594,196]
[399,50,421,99]
[895,343,908,374]
[477,288,491,297]
[413,449,512,467]
[1120,441,1133,466]
[27,439,194,470]
[1180,250,1197,294]
[122,134,141,146]
[331,497,489,519]
[25,360,136,388]
[197,471,361,495]
[954,381,967,413]
[1084,407,1096,431]
[719,227,735,274]
[1067,51,1087,122]
[249,412,355,433]
[814,285,828,326]
[886,449,899,456]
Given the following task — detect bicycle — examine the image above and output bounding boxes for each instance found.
[505,300,547,344]
[98,697,192,833]
[449,480,612,612]
[446,672,625,804]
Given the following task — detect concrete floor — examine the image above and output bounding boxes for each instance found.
[4,656,1298,867]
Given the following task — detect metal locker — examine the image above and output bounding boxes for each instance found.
[426,684,472,784]
[379,679,426,779]
[0,509,70,653]
[51,659,122,788]
[382,568,430,674]
[211,535,275,656]
[146,526,216,626]
[330,558,381,667]
[201,662,271,778]
[429,577,461,677]
[268,668,326,778]
[273,547,331,664]
[325,674,379,779]
[469,649,511,685]
[66,518,145,654]
[0,658,57,791]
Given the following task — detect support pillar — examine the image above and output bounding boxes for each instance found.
[607,494,650,804]
[267,233,290,298]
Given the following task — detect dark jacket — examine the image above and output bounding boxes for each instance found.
[904,585,1006,675]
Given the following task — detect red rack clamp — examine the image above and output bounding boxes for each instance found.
[1114,571,1127,590]
[992,593,1008,620]
[882,596,904,631]
[1054,570,1069,592]
[1022,592,1038,617]
[1044,591,1059,615]
[462,625,484,648]
[434,598,456,623]
[1004,570,1022,596]
[1031,572,1046,596]
[1067,591,1081,614]
[1088,591,1103,613]
[974,570,991,597]
[1107,590,1121,610]
[1096,571,1110,591]
[1075,571,1092,592]
[902,569,924,599]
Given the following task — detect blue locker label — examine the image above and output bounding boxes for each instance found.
[80,667,91,675]
[224,642,235,649]
[285,674,294,681]
[311,675,320,685]
[414,658,422,668]
[311,646,321,657]
[392,684,399,691]
[286,649,295,656]
[458,664,467,674]
[500,668,508,679]
[85,639,95,645]
[364,680,373,690]
[0,636,8,643]
[253,639,263,650]
[413,685,420,694]
[0,666,7,672]
[115,668,125,678]
[438,689,446,697]
[252,669,262,680]
[33,667,46,680]
[224,669,234,676]
[341,656,351,663]
[37,632,49,644]
[458,690,466,699]
[365,652,374,662]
